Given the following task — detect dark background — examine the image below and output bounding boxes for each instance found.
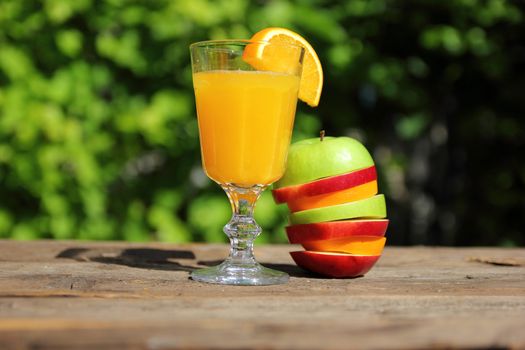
[0,0,523,246]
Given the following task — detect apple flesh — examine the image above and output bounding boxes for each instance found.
[290,251,381,278]
[274,136,374,188]
[272,166,377,204]
[286,180,378,213]
[286,219,389,243]
[289,194,386,225]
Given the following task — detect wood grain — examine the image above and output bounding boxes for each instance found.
[0,240,524,349]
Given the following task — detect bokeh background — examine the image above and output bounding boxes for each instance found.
[1,0,524,246]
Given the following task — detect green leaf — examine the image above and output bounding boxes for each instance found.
[55,30,83,57]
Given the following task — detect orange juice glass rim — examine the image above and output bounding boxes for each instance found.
[190,39,304,50]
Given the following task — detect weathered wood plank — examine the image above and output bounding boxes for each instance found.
[0,240,524,349]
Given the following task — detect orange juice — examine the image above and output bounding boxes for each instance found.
[193,70,300,186]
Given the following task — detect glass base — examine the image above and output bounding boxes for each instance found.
[191,260,289,286]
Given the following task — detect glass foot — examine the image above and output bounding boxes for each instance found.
[191,260,289,286]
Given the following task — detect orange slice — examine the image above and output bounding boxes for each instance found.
[287,181,378,213]
[302,236,387,256]
[244,27,323,107]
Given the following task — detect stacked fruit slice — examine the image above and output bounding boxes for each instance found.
[272,135,388,278]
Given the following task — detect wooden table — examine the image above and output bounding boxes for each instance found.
[0,240,524,349]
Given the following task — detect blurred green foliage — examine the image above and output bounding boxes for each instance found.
[0,0,523,245]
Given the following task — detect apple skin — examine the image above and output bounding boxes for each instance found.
[286,219,389,244]
[289,194,386,225]
[272,166,377,204]
[290,251,381,278]
[274,136,374,188]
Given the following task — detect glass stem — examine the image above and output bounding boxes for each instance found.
[222,184,265,266]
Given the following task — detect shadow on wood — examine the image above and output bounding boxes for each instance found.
[56,247,199,272]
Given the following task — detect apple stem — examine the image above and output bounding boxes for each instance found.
[320,130,325,141]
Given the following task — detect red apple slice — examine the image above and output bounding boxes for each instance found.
[286,219,389,243]
[290,251,381,278]
[272,166,377,204]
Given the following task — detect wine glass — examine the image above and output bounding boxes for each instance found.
[190,40,304,285]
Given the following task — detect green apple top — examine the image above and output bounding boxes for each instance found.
[274,136,374,188]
